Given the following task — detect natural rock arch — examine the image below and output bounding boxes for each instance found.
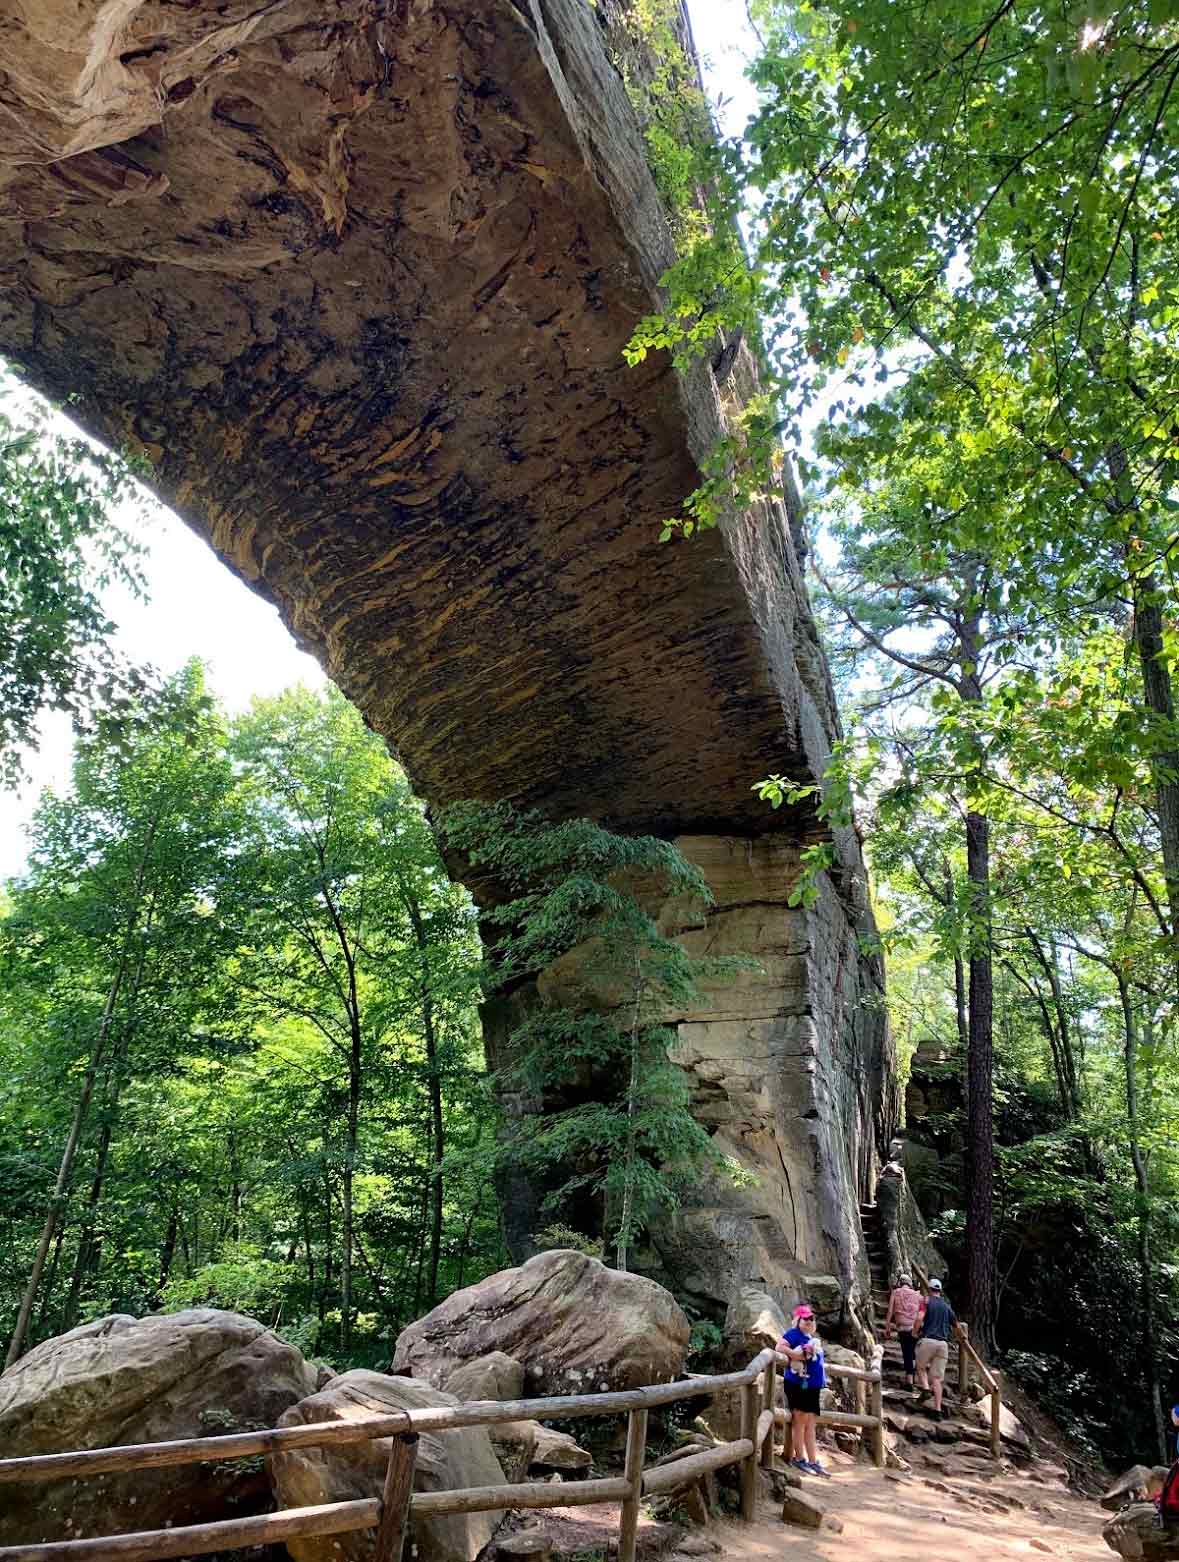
[0,0,893,1323]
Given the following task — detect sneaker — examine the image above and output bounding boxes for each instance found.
[914,1387,930,1404]
[790,1457,811,1474]
[806,1461,832,1478]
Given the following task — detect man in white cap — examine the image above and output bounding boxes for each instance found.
[914,1278,956,1419]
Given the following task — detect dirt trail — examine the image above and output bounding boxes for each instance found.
[711,1458,1110,1562]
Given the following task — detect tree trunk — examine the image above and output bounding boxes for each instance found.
[155,1193,180,1304]
[455,1185,484,1291]
[406,898,445,1308]
[964,806,996,1357]
[341,1022,360,1354]
[322,1139,334,1301]
[6,958,137,1361]
[61,1108,116,1331]
[33,1222,69,1334]
[953,956,969,1059]
[287,1141,318,1310]
[229,1132,242,1245]
[4,809,161,1368]
[615,954,645,1275]
[423,997,445,1306]
[1130,577,1179,943]
[1116,971,1166,1459]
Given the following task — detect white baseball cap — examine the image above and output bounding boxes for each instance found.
[929,1277,943,1291]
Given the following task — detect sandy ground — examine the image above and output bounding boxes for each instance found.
[707,1458,1111,1562]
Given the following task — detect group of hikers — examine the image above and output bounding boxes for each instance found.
[776,1273,957,1478]
[881,1272,957,1414]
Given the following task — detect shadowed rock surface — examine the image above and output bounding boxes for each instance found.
[269,1370,506,1562]
[0,1309,319,1544]
[1104,1503,1179,1560]
[0,0,893,1315]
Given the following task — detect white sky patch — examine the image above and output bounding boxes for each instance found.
[0,414,323,879]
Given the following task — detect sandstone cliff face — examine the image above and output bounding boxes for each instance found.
[0,0,894,1324]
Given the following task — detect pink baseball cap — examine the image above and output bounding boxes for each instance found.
[793,1304,815,1319]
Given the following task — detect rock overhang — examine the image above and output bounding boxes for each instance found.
[0,0,831,840]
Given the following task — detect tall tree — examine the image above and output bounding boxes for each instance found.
[628,0,1179,1358]
[2,663,240,1363]
[229,687,482,1348]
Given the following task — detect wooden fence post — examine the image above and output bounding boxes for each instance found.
[375,1434,418,1562]
[618,1408,648,1562]
[739,1380,759,1521]
[957,1324,972,1401]
[869,1373,885,1470]
[990,1386,1002,1462]
[759,1355,776,1470]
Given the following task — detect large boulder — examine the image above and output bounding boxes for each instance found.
[269,1370,506,1562]
[0,1309,319,1546]
[1104,1502,1179,1559]
[1104,1467,1170,1511]
[444,1353,536,1483]
[530,1425,593,1470]
[971,1391,1031,1452]
[392,1250,690,1394]
[800,1274,843,1322]
[723,1287,786,1355]
[445,1352,525,1403]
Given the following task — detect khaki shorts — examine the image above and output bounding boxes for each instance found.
[915,1338,949,1380]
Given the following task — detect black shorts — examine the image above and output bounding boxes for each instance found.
[784,1379,821,1415]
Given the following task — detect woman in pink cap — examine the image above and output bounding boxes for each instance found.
[778,1303,830,1477]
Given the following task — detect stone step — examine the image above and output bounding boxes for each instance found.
[882,1387,963,1413]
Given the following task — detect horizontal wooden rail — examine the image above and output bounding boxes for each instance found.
[801,1360,880,1385]
[641,1438,753,1496]
[403,1360,773,1430]
[957,1330,998,1394]
[0,1351,778,1490]
[0,1416,414,1486]
[412,1475,632,1516]
[1,1344,873,1562]
[773,1407,881,1431]
[0,1500,380,1562]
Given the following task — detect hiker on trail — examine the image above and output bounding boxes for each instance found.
[1172,1404,1179,1461]
[884,1272,922,1389]
[779,1303,831,1480]
[914,1277,956,1420]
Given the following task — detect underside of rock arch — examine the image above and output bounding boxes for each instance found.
[0,0,895,1327]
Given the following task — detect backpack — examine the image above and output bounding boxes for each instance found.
[1159,1462,1179,1526]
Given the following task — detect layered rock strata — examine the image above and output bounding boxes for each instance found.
[0,1,894,1319]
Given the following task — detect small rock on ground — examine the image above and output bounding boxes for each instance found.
[781,1488,826,1529]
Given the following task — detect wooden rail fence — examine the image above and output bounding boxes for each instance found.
[0,1347,885,1562]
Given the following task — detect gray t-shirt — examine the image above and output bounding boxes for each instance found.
[921,1295,956,1341]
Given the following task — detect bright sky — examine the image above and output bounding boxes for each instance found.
[0,0,757,881]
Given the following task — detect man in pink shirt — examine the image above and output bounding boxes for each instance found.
[884,1273,922,1388]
